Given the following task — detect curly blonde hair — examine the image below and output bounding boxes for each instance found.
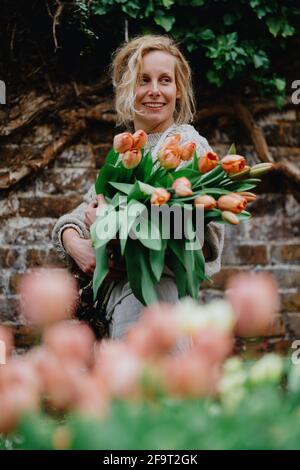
[110,35,196,127]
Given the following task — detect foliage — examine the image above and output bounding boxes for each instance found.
[3,356,300,450]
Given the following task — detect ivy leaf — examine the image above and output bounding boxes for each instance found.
[154,12,175,32]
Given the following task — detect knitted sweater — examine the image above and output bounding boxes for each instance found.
[52,123,225,278]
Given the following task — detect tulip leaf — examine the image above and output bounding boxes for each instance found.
[109,182,134,194]
[119,199,147,255]
[237,210,252,220]
[95,164,122,195]
[228,143,237,155]
[222,182,258,191]
[132,215,162,251]
[192,150,199,170]
[135,150,153,182]
[105,147,119,165]
[199,164,223,184]
[92,244,109,302]
[149,238,167,281]
[166,252,187,298]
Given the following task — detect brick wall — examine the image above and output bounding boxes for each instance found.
[0,108,299,352]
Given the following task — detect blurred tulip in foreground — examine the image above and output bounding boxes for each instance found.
[226,272,279,337]
[19,268,78,327]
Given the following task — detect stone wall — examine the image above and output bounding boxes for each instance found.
[0,107,299,352]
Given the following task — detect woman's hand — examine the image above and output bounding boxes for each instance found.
[84,194,107,228]
[62,229,96,275]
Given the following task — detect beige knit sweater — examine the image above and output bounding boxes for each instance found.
[52,123,225,279]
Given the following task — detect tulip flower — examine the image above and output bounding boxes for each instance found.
[0,386,39,434]
[132,129,148,150]
[236,191,257,202]
[172,177,193,197]
[161,133,181,149]
[113,132,134,153]
[121,149,142,169]
[226,272,279,337]
[228,165,250,180]
[0,326,13,364]
[18,268,78,327]
[221,211,239,225]
[198,151,219,174]
[194,195,217,211]
[43,322,96,369]
[217,193,247,214]
[158,147,181,170]
[150,188,171,205]
[179,141,196,161]
[221,154,246,174]
[250,162,274,177]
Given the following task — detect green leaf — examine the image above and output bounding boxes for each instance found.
[105,147,119,165]
[149,238,167,281]
[135,151,153,182]
[132,215,162,251]
[154,13,175,32]
[119,200,147,255]
[95,164,121,195]
[109,182,134,194]
[227,143,237,155]
[93,245,109,302]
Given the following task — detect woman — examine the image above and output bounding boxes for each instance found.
[52,35,225,340]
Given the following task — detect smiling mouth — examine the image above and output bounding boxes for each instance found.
[143,103,166,109]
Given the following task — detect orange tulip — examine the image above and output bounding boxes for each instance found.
[221,154,246,174]
[179,141,196,161]
[121,149,142,169]
[161,133,181,149]
[172,177,193,197]
[113,132,134,153]
[158,147,181,170]
[150,188,171,205]
[132,129,148,150]
[198,151,219,174]
[236,191,257,202]
[217,193,247,214]
[194,195,217,211]
[221,211,239,225]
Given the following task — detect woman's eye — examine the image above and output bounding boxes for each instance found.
[161,77,171,83]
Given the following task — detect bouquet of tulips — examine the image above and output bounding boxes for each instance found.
[91,129,274,305]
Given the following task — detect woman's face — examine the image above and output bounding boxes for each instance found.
[133,50,181,134]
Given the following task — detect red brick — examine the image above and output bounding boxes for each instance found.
[26,248,65,268]
[270,243,300,264]
[18,195,82,218]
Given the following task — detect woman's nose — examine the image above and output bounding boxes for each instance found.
[149,81,161,96]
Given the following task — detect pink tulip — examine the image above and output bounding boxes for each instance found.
[226,272,280,337]
[125,303,179,359]
[121,149,142,169]
[113,132,134,153]
[161,133,181,149]
[198,151,219,174]
[0,326,13,363]
[194,195,217,211]
[132,129,148,150]
[192,328,233,364]
[172,177,193,197]
[0,357,41,394]
[94,340,142,400]
[43,322,95,369]
[179,142,196,161]
[0,385,39,434]
[150,188,171,206]
[75,375,110,418]
[158,147,181,170]
[161,352,220,398]
[221,154,246,174]
[18,268,78,327]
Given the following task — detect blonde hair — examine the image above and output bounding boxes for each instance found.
[110,35,196,127]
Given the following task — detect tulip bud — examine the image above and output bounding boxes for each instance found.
[113,132,134,153]
[228,165,250,180]
[194,195,217,211]
[150,188,171,205]
[162,133,181,149]
[121,149,142,169]
[217,194,247,214]
[158,147,181,170]
[179,142,196,161]
[249,162,274,177]
[198,152,219,174]
[172,177,193,197]
[221,211,239,225]
[235,191,257,202]
[132,129,148,150]
[221,155,246,174]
